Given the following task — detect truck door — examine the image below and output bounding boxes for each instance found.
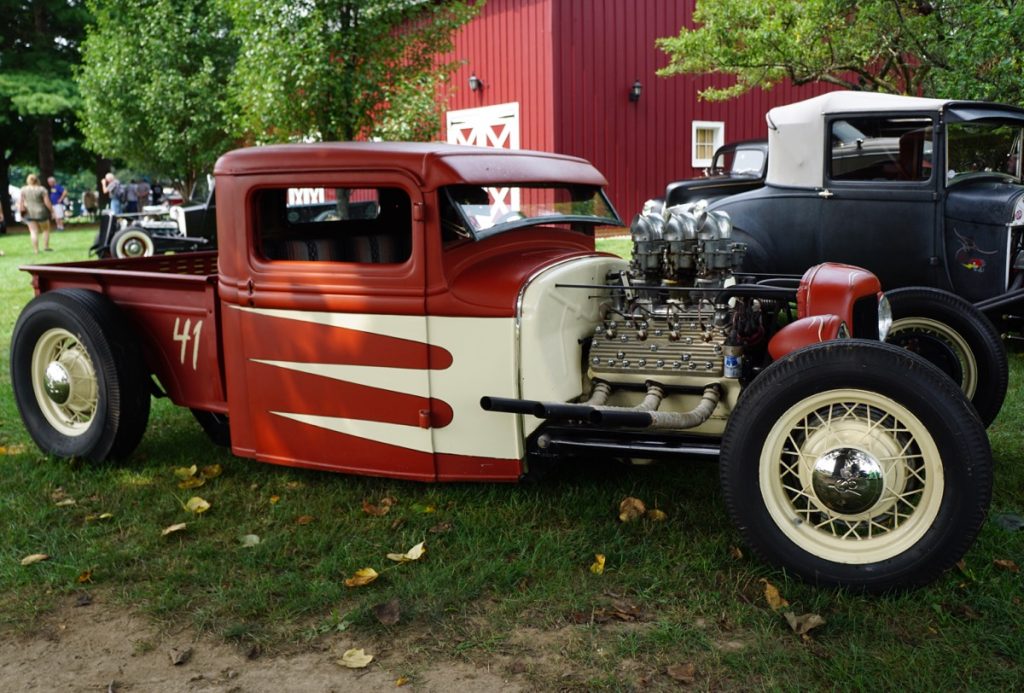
[818,115,940,289]
[219,172,440,480]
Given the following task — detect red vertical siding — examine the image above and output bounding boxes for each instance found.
[444,0,554,152]
[442,0,835,224]
[551,0,835,221]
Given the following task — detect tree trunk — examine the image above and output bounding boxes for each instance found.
[37,118,56,181]
[0,158,11,231]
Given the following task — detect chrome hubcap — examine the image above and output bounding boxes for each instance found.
[44,362,72,404]
[811,447,884,514]
[31,328,99,437]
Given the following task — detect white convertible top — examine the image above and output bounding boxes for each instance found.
[766,91,953,188]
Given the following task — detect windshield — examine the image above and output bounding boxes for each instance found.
[946,121,1023,186]
[441,184,620,242]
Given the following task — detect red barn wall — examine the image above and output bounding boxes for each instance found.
[446,0,555,152]
[444,0,836,223]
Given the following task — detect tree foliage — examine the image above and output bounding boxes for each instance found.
[0,0,91,220]
[224,0,477,143]
[77,0,238,191]
[657,0,1024,104]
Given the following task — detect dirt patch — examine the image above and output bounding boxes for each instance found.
[0,595,523,692]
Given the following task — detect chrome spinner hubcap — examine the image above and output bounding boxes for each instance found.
[44,361,72,404]
[811,447,884,514]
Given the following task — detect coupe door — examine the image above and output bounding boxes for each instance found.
[818,115,940,289]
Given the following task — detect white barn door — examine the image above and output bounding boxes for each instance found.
[446,102,521,213]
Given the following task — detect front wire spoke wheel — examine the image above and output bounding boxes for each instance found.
[760,389,942,565]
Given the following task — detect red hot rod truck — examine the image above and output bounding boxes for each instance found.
[11,143,992,591]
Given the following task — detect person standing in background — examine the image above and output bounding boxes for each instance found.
[151,181,164,205]
[47,176,68,231]
[125,179,139,214]
[102,173,123,215]
[136,178,151,207]
[18,174,54,253]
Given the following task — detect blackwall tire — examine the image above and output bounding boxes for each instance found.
[111,226,156,258]
[885,287,1007,427]
[191,409,231,447]
[10,290,151,461]
[720,340,992,591]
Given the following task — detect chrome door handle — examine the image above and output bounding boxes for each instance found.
[818,189,834,199]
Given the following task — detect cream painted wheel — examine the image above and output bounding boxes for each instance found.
[720,340,992,591]
[884,287,1007,428]
[889,316,976,398]
[759,389,943,565]
[112,227,155,258]
[11,289,151,461]
[30,328,99,437]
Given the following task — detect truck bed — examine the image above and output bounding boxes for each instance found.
[21,251,227,413]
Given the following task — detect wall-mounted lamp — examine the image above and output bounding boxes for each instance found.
[469,73,484,92]
[629,80,643,103]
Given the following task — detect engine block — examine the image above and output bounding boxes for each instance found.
[588,305,729,380]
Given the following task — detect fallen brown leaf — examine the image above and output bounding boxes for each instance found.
[783,611,826,635]
[338,648,373,669]
[184,497,210,514]
[161,523,187,537]
[77,569,93,584]
[395,676,410,686]
[590,553,606,575]
[177,477,206,490]
[371,598,401,625]
[728,546,743,560]
[169,647,193,665]
[200,464,222,479]
[760,578,789,611]
[269,495,280,505]
[666,662,696,683]
[345,567,379,587]
[54,498,76,507]
[647,508,668,522]
[20,554,49,566]
[295,515,315,525]
[173,465,198,480]
[428,521,453,534]
[362,499,391,517]
[994,558,1020,573]
[618,497,646,523]
[390,517,406,530]
[387,542,426,563]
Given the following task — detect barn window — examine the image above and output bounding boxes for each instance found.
[692,121,725,168]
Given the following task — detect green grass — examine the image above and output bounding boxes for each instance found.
[0,229,1022,689]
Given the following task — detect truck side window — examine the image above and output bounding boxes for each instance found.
[829,117,933,182]
[255,186,412,263]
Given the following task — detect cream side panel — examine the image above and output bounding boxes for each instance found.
[518,255,630,437]
[426,317,521,459]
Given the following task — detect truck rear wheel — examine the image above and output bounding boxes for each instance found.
[884,287,1007,427]
[111,226,156,258]
[720,340,991,591]
[11,290,151,461]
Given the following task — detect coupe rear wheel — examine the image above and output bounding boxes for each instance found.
[884,287,1007,427]
[111,226,155,258]
[720,340,992,591]
[11,290,151,461]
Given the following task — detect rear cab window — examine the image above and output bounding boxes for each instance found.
[254,186,412,264]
